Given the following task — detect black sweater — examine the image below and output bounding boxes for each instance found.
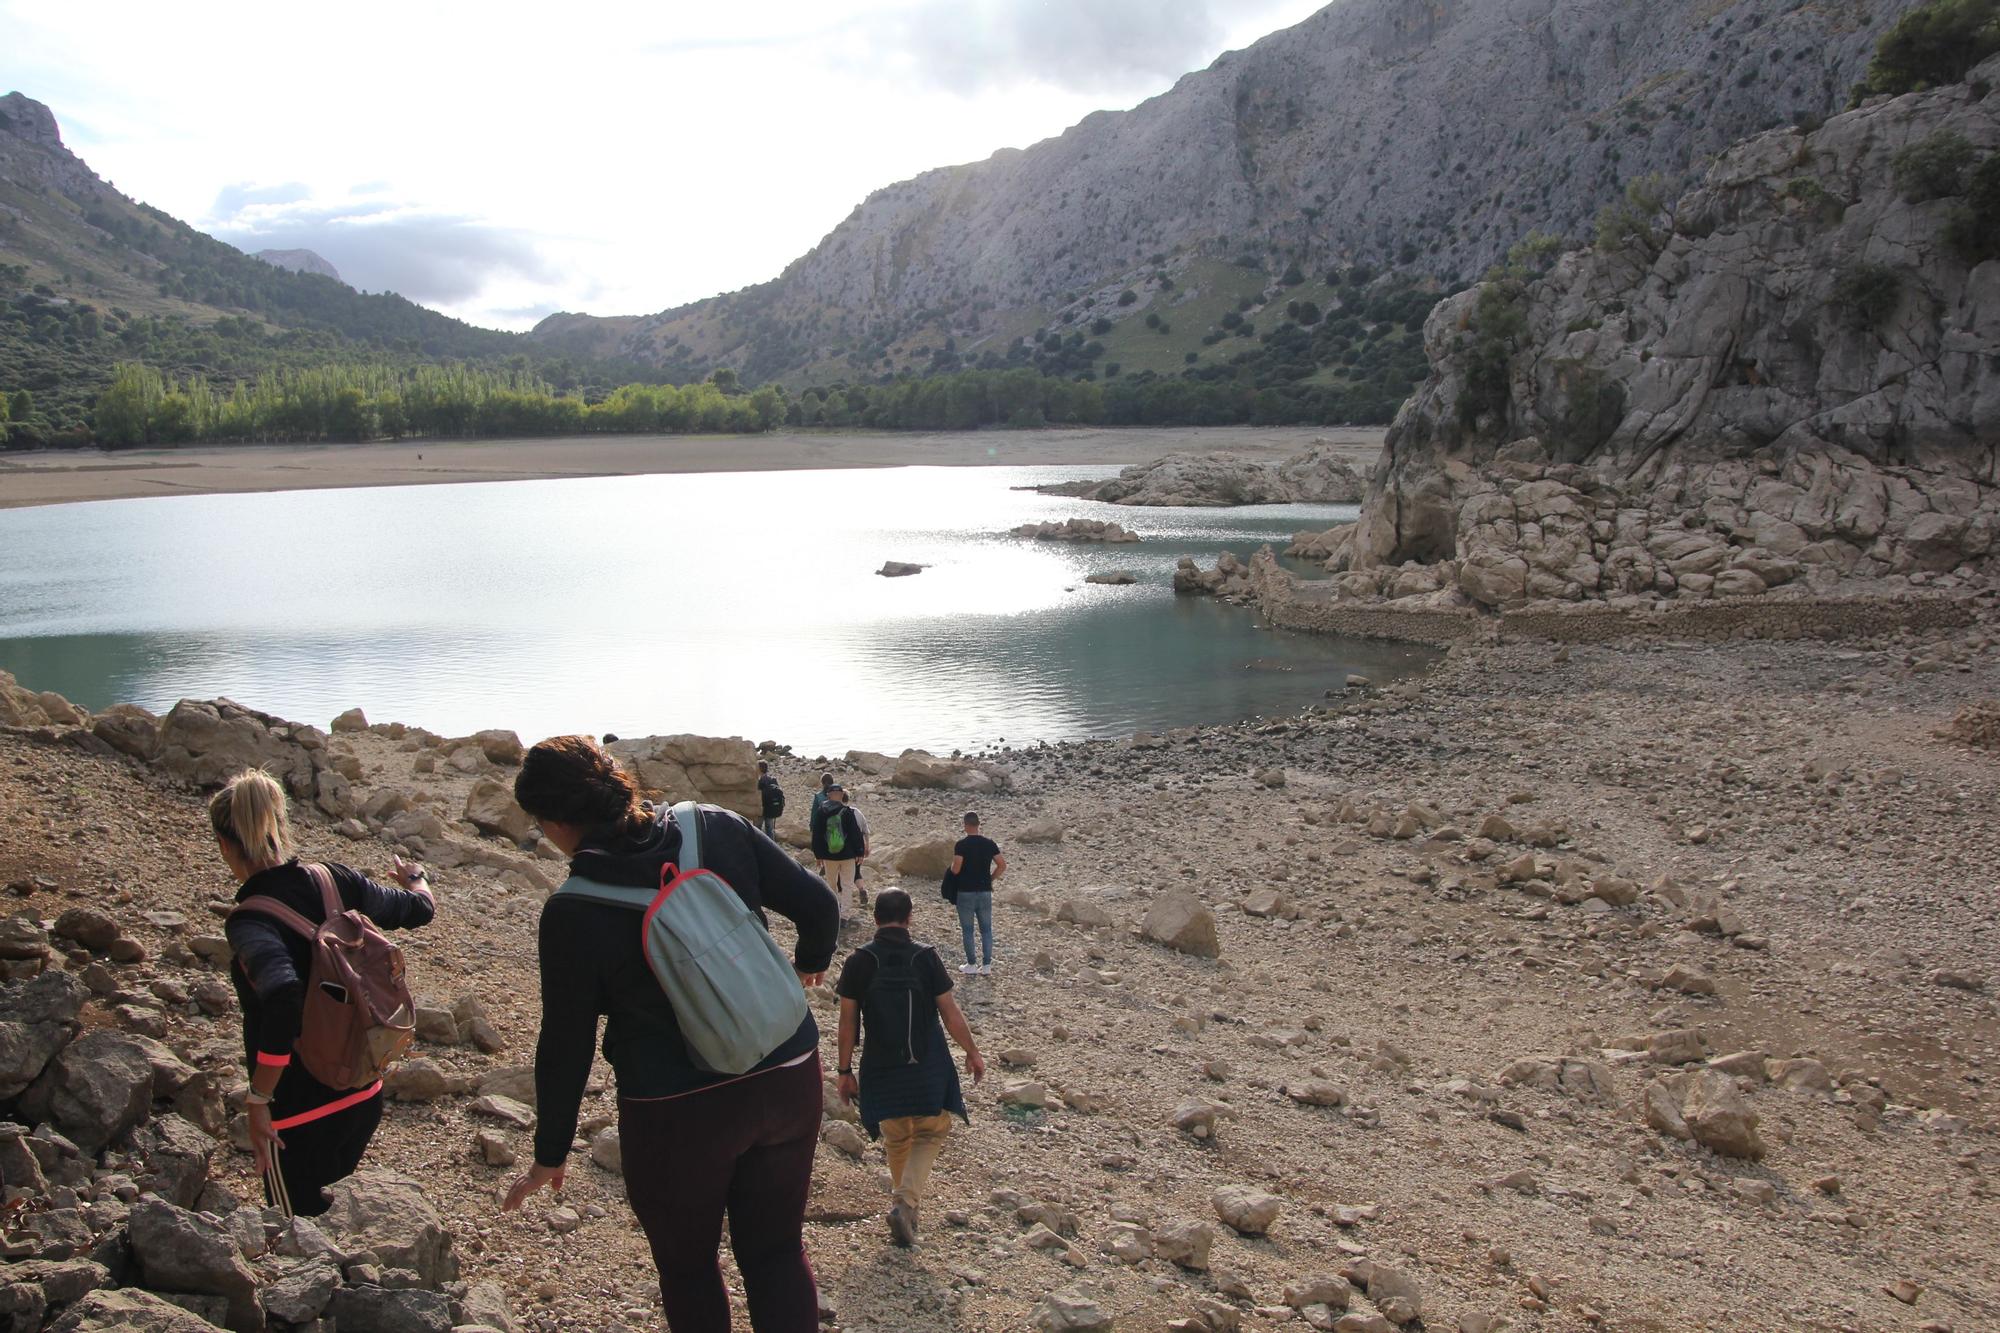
[226,860,436,1112]
[533,805,841,1167]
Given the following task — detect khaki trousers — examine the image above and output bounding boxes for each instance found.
[879,1111,953,1212]
[822,858,859,918]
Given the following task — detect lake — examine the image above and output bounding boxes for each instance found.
[0,464,1433,755]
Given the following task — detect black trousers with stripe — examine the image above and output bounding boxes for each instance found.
[265,1090,383,1217]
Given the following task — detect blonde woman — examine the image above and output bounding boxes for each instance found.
[213,769,435,1215]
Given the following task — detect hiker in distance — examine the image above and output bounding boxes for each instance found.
[215,770,436,1216]
[503,736,840,1333]
[810,782,865,926]
[950,811,1005,975]
[835,889,985,1247]
[756,760,785,837]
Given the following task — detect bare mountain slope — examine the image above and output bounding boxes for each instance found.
[549,0,1923,384]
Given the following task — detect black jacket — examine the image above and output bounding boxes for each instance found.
[810,802,863,861]
[758,774,785,817]
[226,860,435,1114]
[533,805,840,1167]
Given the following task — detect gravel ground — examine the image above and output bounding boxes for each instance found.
[3,616,1996,1332]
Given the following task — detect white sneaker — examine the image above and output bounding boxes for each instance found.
[978,963,993,975]
[959,963,980,975]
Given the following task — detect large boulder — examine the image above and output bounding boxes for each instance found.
[0,671,88,728]
[473,729,526,766]
[1681,1067,1766,1160]
[893,838,958,879]
[605,735,761,819]
[49,1289,224,1333]
[127,1199,263,1333]
[19,1030,154,1153]
[1142,893,1220,959]
[91,704,161,761]
[153,699,325,798]
[0,969,88,1099]
[463,779,534,844]
[320,1170,456,1286]
[888,751,1012,793]
[123,1113,214,1209]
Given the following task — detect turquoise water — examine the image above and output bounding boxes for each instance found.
[0,465,1431,754]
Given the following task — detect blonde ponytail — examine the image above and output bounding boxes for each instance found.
[208,770,294,867]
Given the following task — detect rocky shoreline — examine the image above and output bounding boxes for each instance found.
[4,597,1999,1332]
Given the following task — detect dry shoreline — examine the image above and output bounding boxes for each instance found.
[0,426,1385,511]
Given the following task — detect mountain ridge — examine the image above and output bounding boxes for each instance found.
[541,0,1925,387]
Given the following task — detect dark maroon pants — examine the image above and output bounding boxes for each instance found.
[619,1055,823,1333]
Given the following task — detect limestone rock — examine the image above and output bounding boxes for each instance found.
[1142,893,1220,958]
[48,1288,224,1332]
[462,779,534,844]
[1212,1184,1282,1236]
[887,750,1012,794]
[0,968,87,1099]
[127,1199,262,1333]
[153,698,324,799]
[605,734,763,818]
[20,1029,154,1153]
[894,838,957,878]
[1034,1290,1113,1332]
[319,1170,456,1285]
[1680,1068,1765,1160]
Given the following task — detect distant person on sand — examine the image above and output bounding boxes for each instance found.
[810,784,865,925]
[835,889,984,1247]
[757,760,785,838]
[214,770,436,1216]
[504,736,839,1333]
[949,812,1005,975]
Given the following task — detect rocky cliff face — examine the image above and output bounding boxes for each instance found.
[568,0,1921,380]
[251,248,342,283]
[1318,55,2000,612]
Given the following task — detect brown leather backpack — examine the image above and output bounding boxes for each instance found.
[231,863,417,1089]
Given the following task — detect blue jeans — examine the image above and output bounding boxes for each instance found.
[955,892,994,966]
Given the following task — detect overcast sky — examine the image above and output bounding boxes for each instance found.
[2,0,1324,330]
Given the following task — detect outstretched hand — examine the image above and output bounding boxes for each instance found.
[501,1163,565,1211]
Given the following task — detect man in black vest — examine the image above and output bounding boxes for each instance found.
[835,890,985,1246]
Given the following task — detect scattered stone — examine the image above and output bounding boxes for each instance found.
[1213,1185,1282,1236]
[1142,893,1220,958]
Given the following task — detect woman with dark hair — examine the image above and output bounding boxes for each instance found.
[502,736,840,1333]
[214,769,435,1216]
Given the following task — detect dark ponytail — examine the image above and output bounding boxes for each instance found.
[514,735,648,841]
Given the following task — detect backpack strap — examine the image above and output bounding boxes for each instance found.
[231,895,319,939]
[669,801,704,871]
[302,862,343,919]
[552,878,657,911]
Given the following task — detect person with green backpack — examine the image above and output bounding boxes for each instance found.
[503,736,839,1333]
[810,783,865,926]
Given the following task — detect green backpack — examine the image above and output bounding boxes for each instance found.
[824,807,847,857]
[555,802,808,1076]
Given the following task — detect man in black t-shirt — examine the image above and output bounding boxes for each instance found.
[948,812,1005,975]
[835,890,984,1247]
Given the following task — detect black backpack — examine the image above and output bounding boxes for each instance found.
[858,937,932,1068]
[763,779,786,817]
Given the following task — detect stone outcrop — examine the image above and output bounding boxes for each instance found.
[605,734,761,819]
[886,751,1013,794]
[1065,444,1366,508]
[0,671,89,729]
[1319,60,2000,615]
[150,699,330,800]
[1012,518,1140,543]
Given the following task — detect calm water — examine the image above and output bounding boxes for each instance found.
[0,465,1432,754]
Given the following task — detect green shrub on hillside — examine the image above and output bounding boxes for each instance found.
[1830,263,1903,330]
[1594,175,1669,255]
[1893,130,1978,201]
[1458,278,1529,430]
[1858,0,2000,99]
[1945,154,2000,261]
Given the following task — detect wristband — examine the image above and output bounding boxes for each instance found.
[244,1090,273,1106]
[837,1067,853,1076]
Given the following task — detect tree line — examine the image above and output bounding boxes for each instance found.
[22,360,1411,450]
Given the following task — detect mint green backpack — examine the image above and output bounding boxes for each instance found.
[556,802,808,1075]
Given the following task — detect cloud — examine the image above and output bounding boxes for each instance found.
[209,193,560,308]
[208,181,312,217]
[878,0,1299,95]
